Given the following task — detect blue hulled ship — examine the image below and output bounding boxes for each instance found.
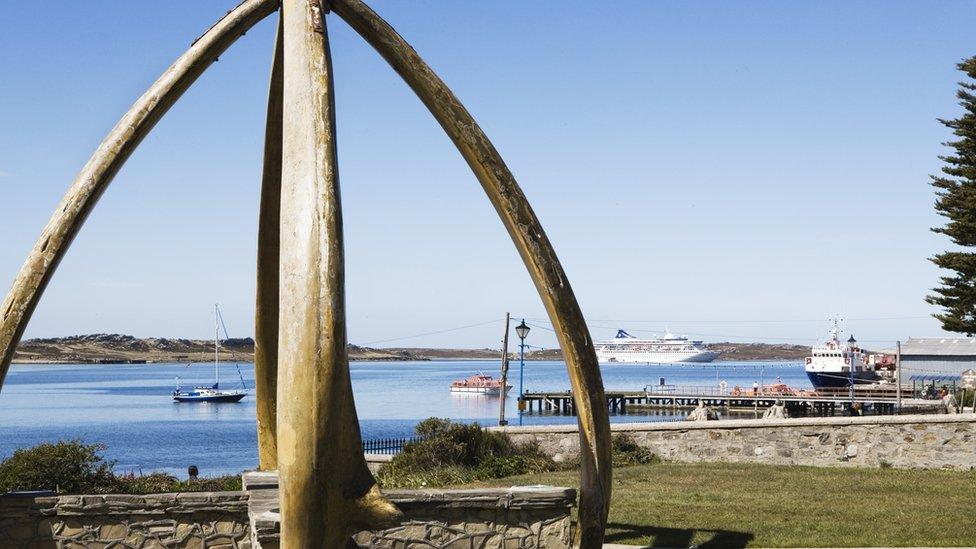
[804,321,881,388]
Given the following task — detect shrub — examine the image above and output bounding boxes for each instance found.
[610,433,659,467]
[112,472,178,494]
[180,475,243,492]
[113,472,243,494]
[0,440,243,494]
[375,463,473,488]
[414,417,452,439]
[394,419,518,470]
[475,455,554,480]
[0,440,116,494]
[377,418,556,488]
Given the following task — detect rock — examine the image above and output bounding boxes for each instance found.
[763,401,789,419]
[942,393,959,414]
[686,402,718,421]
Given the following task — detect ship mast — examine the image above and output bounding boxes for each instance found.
[214,303,219,388]
[828,316,844,343]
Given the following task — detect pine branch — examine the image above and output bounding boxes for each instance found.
[929,55,976,334]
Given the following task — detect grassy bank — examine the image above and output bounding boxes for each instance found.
[470,462,976,547]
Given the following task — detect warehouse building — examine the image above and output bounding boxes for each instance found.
[898,337,976,383]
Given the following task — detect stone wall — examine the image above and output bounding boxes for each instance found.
[364,453,393,475]
[243,471,576,549]
[0,493,56,549]
[354,488,575,549]
[2,479,575,549]
[499,413,976,470]
[0,492,250,548]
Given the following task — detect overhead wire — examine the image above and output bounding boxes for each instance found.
[525,315,932,324]
[359,318,503,346]
[354,313,934,348]
[353,314,965,377]
[520,316,912,344]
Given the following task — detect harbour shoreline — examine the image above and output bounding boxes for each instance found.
[10,334,809,365]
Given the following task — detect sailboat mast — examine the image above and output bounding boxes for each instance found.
[214,303,219,387]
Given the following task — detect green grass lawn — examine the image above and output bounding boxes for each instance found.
[470,462,976,548]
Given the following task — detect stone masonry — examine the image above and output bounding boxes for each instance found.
[353,488,575,549]
[243,471,576,549]
[498,413,976,469]
[2,480,575,549]
[0,492,251,549]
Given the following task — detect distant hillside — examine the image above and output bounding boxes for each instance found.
[388,347,501,360]
[705,342,809,361]
[388,344,807,362]
[11,335,809,364]
[12,334,423,364]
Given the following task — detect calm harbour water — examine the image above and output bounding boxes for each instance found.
[0,360,807,477]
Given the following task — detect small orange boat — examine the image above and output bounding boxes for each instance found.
[450,374,512,396]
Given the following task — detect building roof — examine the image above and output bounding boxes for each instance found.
[908,374,961,382]
[900,337,976,356]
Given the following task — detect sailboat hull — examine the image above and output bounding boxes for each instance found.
[173,392,246,403]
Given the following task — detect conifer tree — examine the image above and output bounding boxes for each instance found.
[928,56,976,335]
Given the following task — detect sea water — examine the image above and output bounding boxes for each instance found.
[0,360,806,476]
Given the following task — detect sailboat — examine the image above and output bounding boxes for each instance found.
[172,304,247,403]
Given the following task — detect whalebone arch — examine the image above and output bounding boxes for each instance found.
[0,1,612,547]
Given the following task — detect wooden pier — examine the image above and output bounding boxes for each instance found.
[518,385,942,417]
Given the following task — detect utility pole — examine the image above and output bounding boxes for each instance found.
[895,340,902,414]
[849,359,855,414]
[498,313,511,426]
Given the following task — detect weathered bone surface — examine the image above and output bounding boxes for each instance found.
[331,1,613,546]
[0,0,279,390]
[276,1,401,546]
[254,13,284,473]
[1,1,610,546]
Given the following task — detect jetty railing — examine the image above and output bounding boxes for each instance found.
[362,436,420,455]
[638,384,914,399]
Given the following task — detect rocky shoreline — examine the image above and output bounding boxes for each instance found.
[10,334,809,364]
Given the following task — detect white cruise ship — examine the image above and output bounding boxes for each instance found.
[595,329,720,364]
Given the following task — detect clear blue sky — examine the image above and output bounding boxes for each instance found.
[1,1,974,349]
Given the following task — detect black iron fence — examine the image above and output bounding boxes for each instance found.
[362,436,419,455]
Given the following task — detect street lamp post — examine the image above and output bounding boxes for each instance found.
[848,335,857,413]
[515,319,530,426]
